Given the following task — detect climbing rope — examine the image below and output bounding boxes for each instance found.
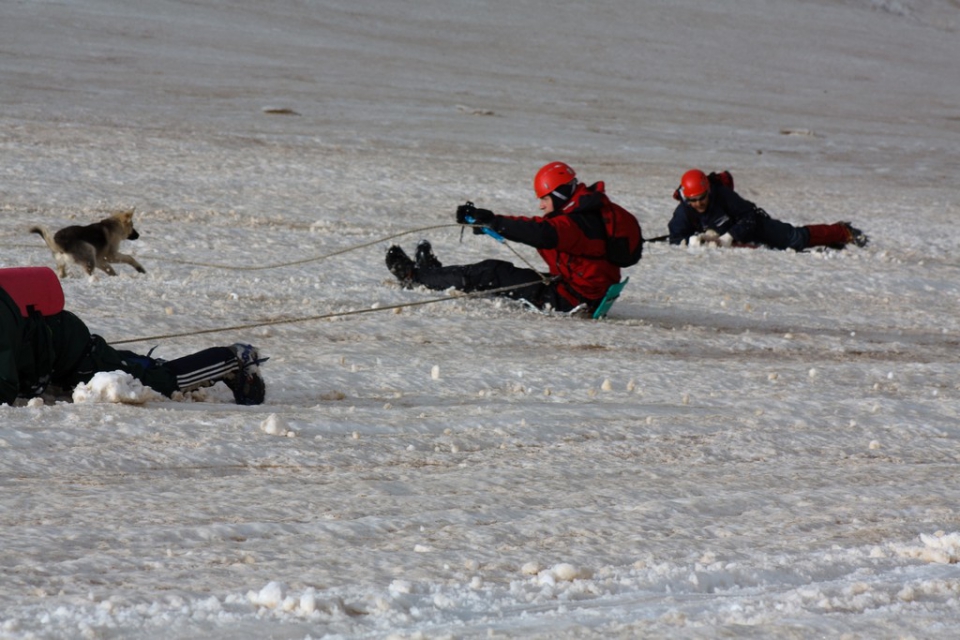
[109,280,550,346]
[156,223,462,270]
[156,221,546,274]
[109,223,554,345]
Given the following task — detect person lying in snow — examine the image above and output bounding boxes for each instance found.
[667,169,868,250]
[385,161,640,314]
[0,266,266,405]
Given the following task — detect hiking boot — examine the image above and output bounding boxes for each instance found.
[842,222,869,248]
[385,245,415,287]
[415,239,442,270]
[225,343,267,405]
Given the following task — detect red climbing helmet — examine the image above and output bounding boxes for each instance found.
[680,169,710,200]
[534,162,577,198]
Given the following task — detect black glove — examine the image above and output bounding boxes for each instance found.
[456,202,496,232]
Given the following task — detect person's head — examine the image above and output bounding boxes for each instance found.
[534,162,578,213]
[680,169,711,213]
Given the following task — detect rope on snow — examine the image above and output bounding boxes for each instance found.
[109,280,551,346]
[109,223,554,345]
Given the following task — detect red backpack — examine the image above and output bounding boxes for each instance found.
[0,267,65,316]
[672,170,734,201]
[602,200,644,267]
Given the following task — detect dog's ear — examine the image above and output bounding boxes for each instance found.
[116,208,135,223]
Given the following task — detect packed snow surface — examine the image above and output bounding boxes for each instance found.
[1,0,959,638]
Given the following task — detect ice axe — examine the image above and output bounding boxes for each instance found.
[463,215,505,243]
[458,201,505,243]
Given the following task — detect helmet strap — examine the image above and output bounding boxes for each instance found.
[550,180,577,201]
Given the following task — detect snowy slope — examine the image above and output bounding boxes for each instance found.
[1,0,959,637]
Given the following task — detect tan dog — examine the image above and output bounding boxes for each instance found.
[30,209,146,277]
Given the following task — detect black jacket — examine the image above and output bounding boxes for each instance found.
[668,184,763,245]
[0,287,91,404]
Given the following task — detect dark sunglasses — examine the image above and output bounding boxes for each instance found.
[684,192,709,204]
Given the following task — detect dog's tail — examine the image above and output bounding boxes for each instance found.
[29,226,62,252]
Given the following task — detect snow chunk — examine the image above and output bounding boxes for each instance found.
[539,563,591,583]
[72,371,161,404]
[261,413,295,437]
[299,590,317,614]
[895,531,960,564]
[389,580,413,595]
[248,581,285,608]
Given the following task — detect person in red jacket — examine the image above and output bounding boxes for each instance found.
[385,162,630,313]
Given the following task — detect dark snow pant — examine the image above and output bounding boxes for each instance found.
[61,336,239,397]
[755,216,810,251]
[413,259,578,312]
[755,218,854,250]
